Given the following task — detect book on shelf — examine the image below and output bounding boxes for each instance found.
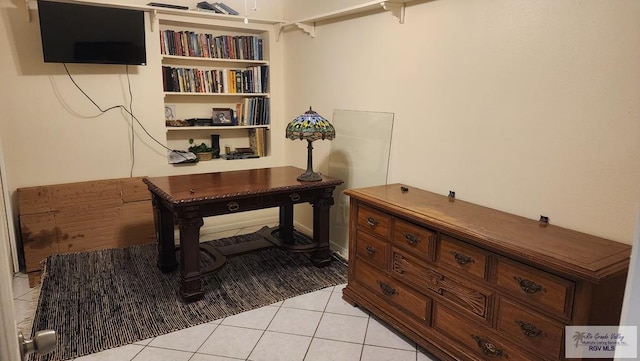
[148,2,188,10]
[248,128,268,157]
[216,2,239,15]
[196,1,223,13]
[235,102,244,126]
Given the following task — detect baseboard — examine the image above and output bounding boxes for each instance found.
[291,221,349,260]
[200,215,279,235]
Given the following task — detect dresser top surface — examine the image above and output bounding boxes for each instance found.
[345,184,631,282]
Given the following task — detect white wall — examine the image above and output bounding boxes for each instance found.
[281,0,640,245]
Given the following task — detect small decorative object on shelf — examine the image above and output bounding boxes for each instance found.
[220,146,258,160]
[188,138,216,161]
[212,108,234,125]
[286,107,335,182]
[165,104,176,120]
[165,119,191,127]
[211,134,221,157]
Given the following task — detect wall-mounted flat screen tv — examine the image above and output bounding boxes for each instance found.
[37,0,147,65]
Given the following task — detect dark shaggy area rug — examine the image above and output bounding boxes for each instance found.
[30,228,348,361]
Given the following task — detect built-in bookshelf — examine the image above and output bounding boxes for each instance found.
[158,14,273,164]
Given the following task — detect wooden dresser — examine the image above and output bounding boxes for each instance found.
[342,184,631,361]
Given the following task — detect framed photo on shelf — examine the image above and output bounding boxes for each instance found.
[164,104,176,120]
[212,108,234,125]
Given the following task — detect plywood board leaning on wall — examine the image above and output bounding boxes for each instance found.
[18,177,156,287]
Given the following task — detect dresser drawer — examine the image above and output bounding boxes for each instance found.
[392,218,436,261]
[392,247,493,323]
[357,205,391,239]
[437,235,490,281]
[433,303,541,361]
[496,298,564,359]
[354,259,431,323]
[356,230,389,270]
[496,258,574,317]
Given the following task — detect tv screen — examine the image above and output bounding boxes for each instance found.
[37,0,147,65]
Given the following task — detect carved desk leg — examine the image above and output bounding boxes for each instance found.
[279,203,294,244]
[151,194,177,272]
[177,206,205,302]
[311,187,335,267]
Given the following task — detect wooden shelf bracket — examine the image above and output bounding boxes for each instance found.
[294,22,315,38]
[274,23,285,41]
[149,9,157,32]
[277,0,413,39]
[276,21,315,40]
[381,1,406,24]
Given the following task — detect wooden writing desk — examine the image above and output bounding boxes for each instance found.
[143,166,344,302]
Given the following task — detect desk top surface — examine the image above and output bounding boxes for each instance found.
[143,166,343,204]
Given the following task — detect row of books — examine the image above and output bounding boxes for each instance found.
[160,31,263,60]
[162,66,268,94]
[248,128,268,157]
[238,98,270,126]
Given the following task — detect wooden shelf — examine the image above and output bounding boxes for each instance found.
[162,55,268,65]
[167,125,269,131]
[279,0,415,38]
[164,92,268,97]
[27,0,283,25]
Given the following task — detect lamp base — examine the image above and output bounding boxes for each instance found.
[297,170,322,182]
[297,139,323,182]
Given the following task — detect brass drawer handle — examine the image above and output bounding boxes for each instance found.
[403,232,420,245]
[516,320,544,337]
[227,201,240,212]
[471,335,506,358]
[366,217,379,226]
[365,245,376,255]
[451,251,474,265]
[376,280,397,297]
[289,193,301,201]
[514,276,546,294]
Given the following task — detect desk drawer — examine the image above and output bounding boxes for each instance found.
[202,191,318,215]
[357,205,391,239]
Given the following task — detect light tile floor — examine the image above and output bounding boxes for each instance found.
[12,226,438,361]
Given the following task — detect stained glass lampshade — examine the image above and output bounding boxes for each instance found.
[286,107,336,181]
